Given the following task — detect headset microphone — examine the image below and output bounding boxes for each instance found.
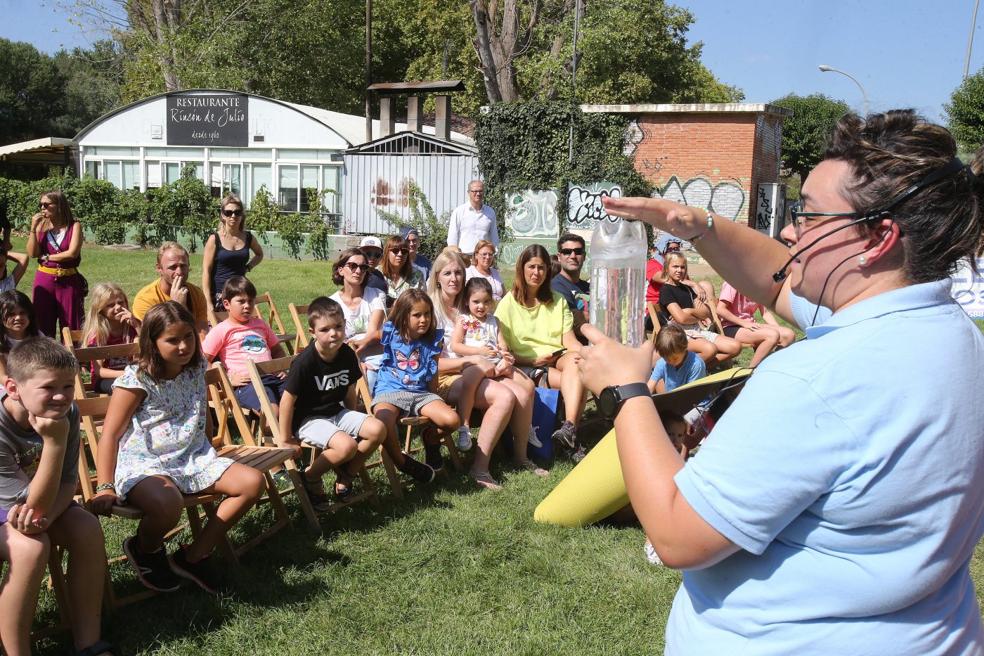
[772,215,877,282]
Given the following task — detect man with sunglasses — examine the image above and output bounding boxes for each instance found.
[550,233,591,340]
[447,180,499,265]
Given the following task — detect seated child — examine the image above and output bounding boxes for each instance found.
[82,282,141,394]
[450,278,542,451]
[90,302,264,595]
[0,338,113,656]
[716,281,796,367]
[647,324,707,394]
[277,296,387,506]
[0,247,28,294]
[0,290,41,382]
[203,277,287,416]
[371,289,469,487]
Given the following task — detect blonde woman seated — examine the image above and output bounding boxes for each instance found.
[658,252,741,364]
[494,245,586,457]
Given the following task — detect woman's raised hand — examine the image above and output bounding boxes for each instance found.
[577,324,654,397]
[602,196,703,237]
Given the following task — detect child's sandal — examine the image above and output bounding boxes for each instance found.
[333,474,354,500]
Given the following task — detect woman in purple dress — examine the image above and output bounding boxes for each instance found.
[26,190,85,337]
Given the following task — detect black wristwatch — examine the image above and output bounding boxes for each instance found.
[598,382,650,420]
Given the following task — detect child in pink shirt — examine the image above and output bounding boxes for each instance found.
[202,276,288,414]
[716,282,796,367]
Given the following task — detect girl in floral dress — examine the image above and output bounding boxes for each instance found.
[90,302,264,594]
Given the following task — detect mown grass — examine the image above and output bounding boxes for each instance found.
[12,239,984,654]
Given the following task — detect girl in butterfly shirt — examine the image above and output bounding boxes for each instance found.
[371,289,463,485]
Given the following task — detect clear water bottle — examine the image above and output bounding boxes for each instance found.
[589,218,648,346]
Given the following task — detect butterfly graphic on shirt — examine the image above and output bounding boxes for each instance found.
[395,348,421,385]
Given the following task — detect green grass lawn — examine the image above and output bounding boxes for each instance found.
[14,240,984,654]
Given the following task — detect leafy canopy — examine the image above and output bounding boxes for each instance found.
[771,93,850,181]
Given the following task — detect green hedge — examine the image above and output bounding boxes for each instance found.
[0,169,332,259]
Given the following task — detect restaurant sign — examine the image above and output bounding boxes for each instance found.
[166,94,248,146]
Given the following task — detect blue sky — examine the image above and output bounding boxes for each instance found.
[2,0,980,123]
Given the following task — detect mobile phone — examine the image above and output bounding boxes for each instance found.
[551,348,566,357]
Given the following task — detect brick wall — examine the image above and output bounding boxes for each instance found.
[602,106,788,225]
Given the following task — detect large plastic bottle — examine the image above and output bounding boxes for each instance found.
[589,217,648,346]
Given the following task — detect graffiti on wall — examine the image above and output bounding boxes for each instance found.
[370,178,415,207]
[755,183,785,235]
[567,182,622,228]
[506,189,559,237]
[623,119,645,157]
[651,176,745,221]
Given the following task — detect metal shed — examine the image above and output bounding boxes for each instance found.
[342,131,480,235]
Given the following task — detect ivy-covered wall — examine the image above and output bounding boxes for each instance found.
[474,102,652,241]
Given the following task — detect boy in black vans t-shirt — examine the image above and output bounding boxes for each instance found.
[278,297,387,505]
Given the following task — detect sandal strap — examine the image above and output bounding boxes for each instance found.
[76,641,120,656]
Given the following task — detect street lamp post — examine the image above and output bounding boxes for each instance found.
[818,64,870,116]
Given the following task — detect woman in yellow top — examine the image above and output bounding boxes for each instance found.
[495,244,586,456]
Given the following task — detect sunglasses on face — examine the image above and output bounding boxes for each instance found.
[39,202,54,210]
[390,247,409,255]
[344,262,370,272]
[559,247,585,256]
[222,209,243,217]
[364,250,382,258]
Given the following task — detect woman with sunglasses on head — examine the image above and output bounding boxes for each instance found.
[329,247,386,391]
[26,190,85,337]
[380,235,425,309]
[582,111,984,655]
[465,239,504,303]
[202,195,263,318]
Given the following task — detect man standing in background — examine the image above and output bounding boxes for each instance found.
[447,180,499,265]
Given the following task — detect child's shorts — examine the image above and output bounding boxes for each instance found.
[683,327,719,343]
[235,373,287,411]
[297,409,370,449]
[371,390,443,417]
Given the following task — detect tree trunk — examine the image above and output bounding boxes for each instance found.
[470,0,530,104]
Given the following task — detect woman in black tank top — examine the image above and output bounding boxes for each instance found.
[202,195,264,317]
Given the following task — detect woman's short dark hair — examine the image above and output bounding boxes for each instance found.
[824,110,984,283]
[137,301,203,379]
[511,244,554,306]
[332,247,368,286]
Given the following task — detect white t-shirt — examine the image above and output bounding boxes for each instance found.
[329,287,385,342]
[447,203,499,254]
[465,266,505,302]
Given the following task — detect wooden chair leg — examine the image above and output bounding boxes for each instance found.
[285,460,322,531]
[47,548,72,630]
[380,450,403,499]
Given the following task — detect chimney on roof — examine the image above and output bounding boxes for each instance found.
[434,95,451,141]
[379,97,395,138]
[407,96,422,132]
[366,80,465,143]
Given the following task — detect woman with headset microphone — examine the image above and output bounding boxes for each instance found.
[579,111,984,655]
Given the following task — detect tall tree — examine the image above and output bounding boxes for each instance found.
[946,69,984,152]
[771,93,850,182]
[0,39,67,144]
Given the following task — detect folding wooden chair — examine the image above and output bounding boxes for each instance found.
[288,302,310,351]
[75,393,298,607]
[61,327,83,348]
[647,302,668,345]
[68,342,140,399]
[205,363,321,531]
[245,357,381,516]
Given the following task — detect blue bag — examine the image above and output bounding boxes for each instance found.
[499,387,560,461]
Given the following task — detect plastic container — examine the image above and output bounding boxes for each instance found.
[589,218,647,346]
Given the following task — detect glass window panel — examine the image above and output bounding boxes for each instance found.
[322,166,340,213]
[87,146,140,158]
[278,165,299,211]
[122,161,140,190]
[183,161,205,181]
[146,161,161,188]
[210,148,271,160]
[277,149,338,161]
[223,163,242,196]
[145,147,204,159]
[105,161,122,188]
[251,164,272,200]
[164,162,181,184]
[84,160,101,179]
[299,165,319,212]
[210,163,222,197]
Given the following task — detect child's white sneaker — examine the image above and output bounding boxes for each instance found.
[527,426,543,449]
[456,426,473,451]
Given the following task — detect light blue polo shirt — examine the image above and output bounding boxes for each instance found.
[668,280,984,655]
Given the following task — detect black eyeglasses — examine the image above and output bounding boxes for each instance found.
[39,202,54,210]
[788,201,858,238]
[390,247,409,255]
[344,262,370,272]
[222,209,243,217]
[364,250,383,258]
[559,247,585,256]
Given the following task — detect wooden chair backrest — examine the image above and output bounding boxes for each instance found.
[647,302,668,345]
[246,355,297,444]
[204,364,239,448]
[62,327,83,348]
[74,394,114,501]
[288,303,310,350]
[69,342,140,399]
[256,292,288,335]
